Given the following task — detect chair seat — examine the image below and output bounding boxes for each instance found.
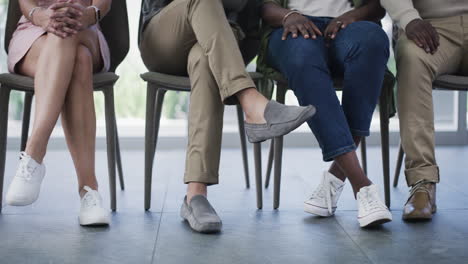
[433,75,468,91]
[140,71,264,92]
[0,72,119,93]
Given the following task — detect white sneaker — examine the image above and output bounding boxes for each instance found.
[79,186,110,226]
[304,171,345,217]
[6,152,46,206]
[357,184,392,227]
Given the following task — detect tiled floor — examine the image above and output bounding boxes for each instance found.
[1,146,468,264]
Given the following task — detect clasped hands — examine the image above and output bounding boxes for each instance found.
[32,0,92,38]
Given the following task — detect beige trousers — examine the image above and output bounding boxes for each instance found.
[396,14,468,186]
[139,0,255,185]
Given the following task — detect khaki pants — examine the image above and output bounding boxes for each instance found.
[396,14,468,187]
[139,0,255,185]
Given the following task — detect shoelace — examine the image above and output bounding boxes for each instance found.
[409,180,433,198]
[361,188,386,212]
[82,186,100,208]
[17,153,36,181]
[310,172,338,214]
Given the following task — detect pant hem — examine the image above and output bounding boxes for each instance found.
[323,144,357,162]
[405,165,440,186]
[184,171,219,185]
[350,128,370,137]
[222,79,255,105]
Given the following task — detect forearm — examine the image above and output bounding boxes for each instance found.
[261,2,291,28]
[380,0,421,30]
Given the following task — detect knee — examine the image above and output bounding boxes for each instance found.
[396,39,435,77]
[347,22,389,57]
[75,45,93,72]
[70,45,93,89]
[286,39,327,71]
[187,44,210,75]
[46,33,79,47]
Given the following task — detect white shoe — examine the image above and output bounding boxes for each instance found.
[79,186,110,226]
[304,171,345,217]
[357,184,392,227]
[6,152,46,206]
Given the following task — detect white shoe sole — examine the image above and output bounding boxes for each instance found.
[304,202,336,217]
[5,195,39,206]
[79,211,110,226]
[358,210,392,227]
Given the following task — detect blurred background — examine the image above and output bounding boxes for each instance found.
[0,0,466,150]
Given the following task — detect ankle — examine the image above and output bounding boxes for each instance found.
[187,182,207,203]
[79,183,98,198]
[24,146,46,164]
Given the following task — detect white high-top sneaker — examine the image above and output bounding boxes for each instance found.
[304,171,345,217]
[79,186,110,226]
[357,184,392,227]
[6,152,46,206]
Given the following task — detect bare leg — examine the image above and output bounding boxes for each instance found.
[327,136,371,197]
[19,34,80,163]
[61,44,100,197]
[236,88,268,124]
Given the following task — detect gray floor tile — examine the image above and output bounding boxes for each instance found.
[0,212,161,264]
[335,210,468,264]
[153,211,372,264]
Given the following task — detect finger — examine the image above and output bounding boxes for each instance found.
[303,23,316,39]
[50,3,83,16]
[282,28,290,40]
[309,21,322,36]
[417,34,431,53]
[431,26,440,47]
[330,23,341,39]
[54,16,82,28]
[289,26,298,38]
[422,30,436,53]
[323,25,331,40]
[341,21,349,29]
[297,24,310,39]
[62,26,78,35]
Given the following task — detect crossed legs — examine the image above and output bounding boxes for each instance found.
[17,29,102,196]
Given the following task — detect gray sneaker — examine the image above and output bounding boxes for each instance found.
[180,195,222,233]
[244,101,316,143]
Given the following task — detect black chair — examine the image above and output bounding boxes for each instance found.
[256,70,395,209]
[0,0,129,211]
[393,75,468,186]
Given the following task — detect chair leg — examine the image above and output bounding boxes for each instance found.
[273,82,287,209]
[103,88,117,211]
[360,136,367,175]
[264,140,274,188]
[236,105,250,189]
[144,86,166,211]
[115,120,125,191]
[20,93,33,152]
[393,142,404,187]
[0,87,11,213]
[253,142,262,209]
[273,136,283,210]
[144,85,156,210]
[379,93,391,208]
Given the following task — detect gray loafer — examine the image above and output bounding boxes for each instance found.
[180,195,222,233]
[244,101,316,143]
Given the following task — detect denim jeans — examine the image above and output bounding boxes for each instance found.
[267,16,389,161]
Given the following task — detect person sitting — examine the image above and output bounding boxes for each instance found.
[139,0,316,233]
[381,0,468,220]
[6,0,112,226]
[259,0,392,227]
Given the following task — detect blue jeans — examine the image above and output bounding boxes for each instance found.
[267,16,389,161]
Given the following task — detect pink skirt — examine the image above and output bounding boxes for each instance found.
[7,16,111,73]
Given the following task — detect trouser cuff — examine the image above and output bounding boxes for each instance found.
[405,165,440,186]
[222,79,255,105]
[184,171,219,185]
